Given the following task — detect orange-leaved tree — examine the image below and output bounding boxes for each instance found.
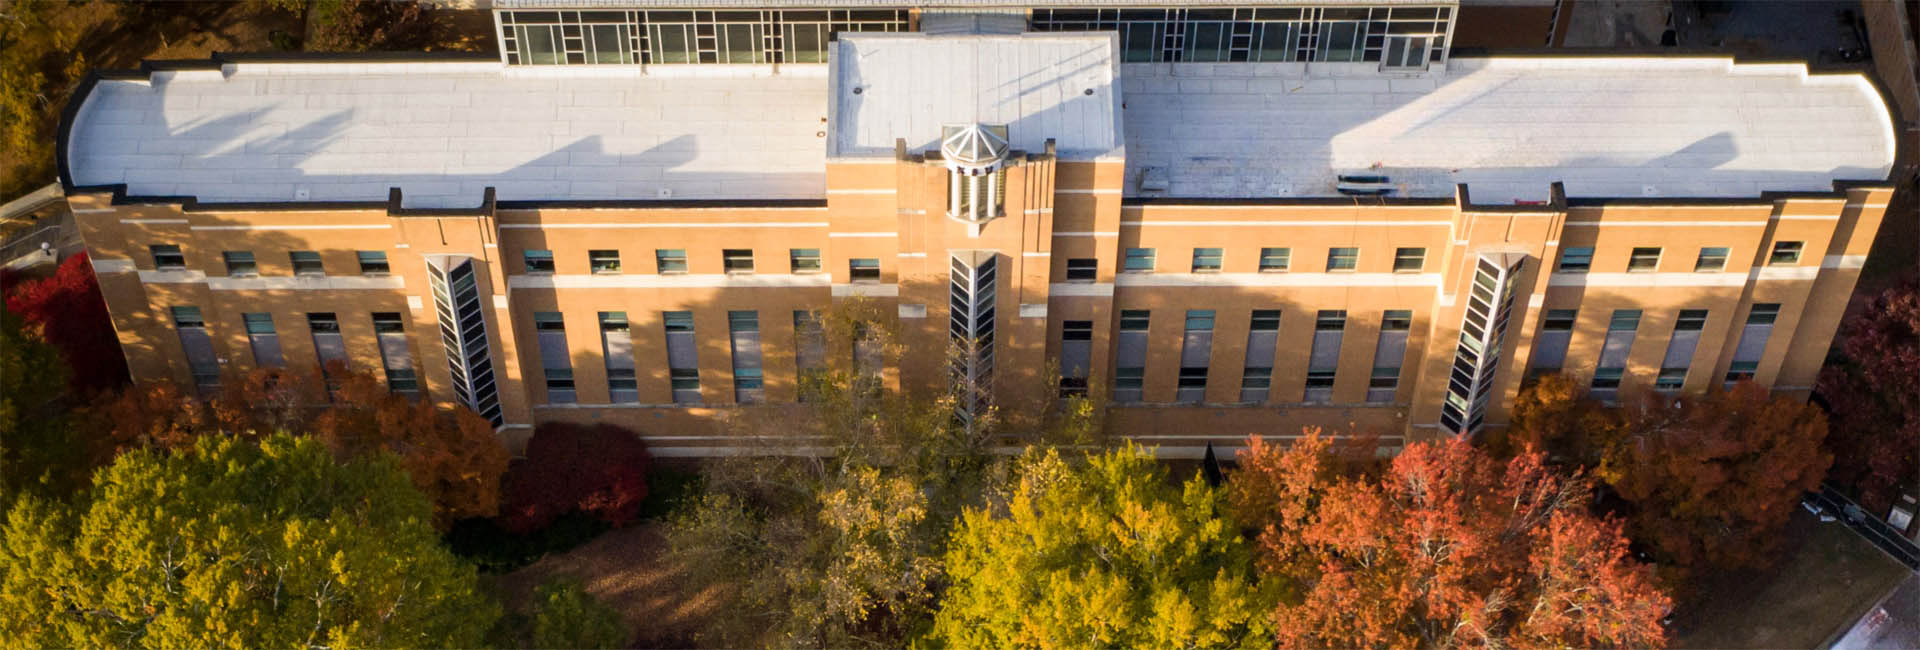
[1230,431,1669,649]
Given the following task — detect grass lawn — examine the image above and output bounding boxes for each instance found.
[1671,508,1911,649]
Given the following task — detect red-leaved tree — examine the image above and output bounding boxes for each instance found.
[3,253,129,394]
[1231,431,1670,649]
[499,422,650,534]
[1818,278,1919,513]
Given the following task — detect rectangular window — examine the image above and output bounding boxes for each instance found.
[1654,368,1687,390]
[656,249,687,274]
[523,249,554,274]
[534,311,574,404]
[1242,309,1281,403]
[1557,247,1593,273]
[357,251,390,275]
[1530,308,1577,374]
[307,312,347,383]
[1306,310,1346,403]
[1191,247,1223,273]
[1259,247,1290,272]
[1592,310,1641,400]
[794,310,827,397]
[290,251,325,276]
[1695,247,1729,272]
[222,251,257,276]
[665,311,699,404]
[1769,241,1804,266]
[171,306,204,328]
[589,250,621,274]
[728,311,763,404]
[1392,247,1426,272]
[1327,247,1359,272]
[150,244,186,270]
[1123,248,1155,272]
[1657,309,1708,393]
[1066,258,1097,282]
[1368,309,1412,403]
[790,248,822,273]
[372,312,417,394]
[849,258,881,283]
[722,249,754,274]
[1627,247,1661,272]
[601,311,637,403]
[1114,309,1150,403]
[1060,320,1093,397]
[1178,309,1215,404]
[1726,304,1780,386]
[240,312,284,368]
[172,306,219,390]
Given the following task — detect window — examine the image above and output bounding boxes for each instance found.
[601,311,637,403]
[307,312,347,381]
[1627,247,1661,272]
[1609,310,1642,331]
[1178,309,1215,403]
[1242,309,1281,403]
[426,257,502,425]
[1120,310,1151,330]
[290,251,325,276]
[534,312,573,403]
[150,244,186,270]
[1191,247,1223,273]
[1316,310,1347,331]
[1259,247,1290,272]
[1675,309,1709,331]
[1769,241,1804,266]
[589,250,621,274]
[664,311,699,403]
[372,312,404,333]
[1545,309,1577,330]
[790,248,822,273]
[1726,304,1779,386]
[372,312,416,393]
[794,310,827,396]
[1123,248,1155,272]
[498,9,910,66]
[357,251,390,275]
[1592,310,1641,399]
[1327,247,1358,271]
[849,258,881,283]
[1393,247,1425,272]
[1066,258,1097,282]
[171,305,205,328]
[242,312,283,368]
[1695,247,1729,272]
[1748,303,1780,325]
[1031,7,1451,65]
[172,306,218,390]
[523,249,554,274]
[535,311,565,332]
[656,249,687,274]
[1557,247,1593,273]
[222,251,257,276]
[1060,320,1093,397]
[1531,309,1577,375]
[1657,309,1708,393]
[729,311,763,403]
[1240,367,1271,393]
[722,249,754,274]
[1306,310,1346,403]
[1654,368,1687,391]
[1114,309,1150,403]
[1369,309,1412,402]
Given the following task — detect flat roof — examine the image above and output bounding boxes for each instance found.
[830,32,1123,160]
[65,62,829,207]
[1122,57,1897,202]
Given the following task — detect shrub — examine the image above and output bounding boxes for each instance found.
[531,577,629,650]
[499,423,650,534]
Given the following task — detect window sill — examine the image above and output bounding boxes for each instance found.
[1259,268,1289,273]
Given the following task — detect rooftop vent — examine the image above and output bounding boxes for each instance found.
[1137,166,1170,193]
[1336,173,1394,196]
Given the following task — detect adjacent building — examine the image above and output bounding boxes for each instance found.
[58,1,1897,455]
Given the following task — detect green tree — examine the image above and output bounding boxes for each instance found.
[0,434,498,648]
[0,304,79,500]
[531,577,629,650]
[931,446,1273,649]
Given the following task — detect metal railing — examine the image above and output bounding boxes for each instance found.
[1805,484,1920,571]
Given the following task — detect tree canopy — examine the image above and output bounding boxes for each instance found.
[932,446,1272,650]
[0,434,498,648]
[0,302,77,499]
[1819,278,1919,513]
[1230,433,1669,649]
[2,253,128,395]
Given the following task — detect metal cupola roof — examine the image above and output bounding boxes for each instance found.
[940,123,1010,172]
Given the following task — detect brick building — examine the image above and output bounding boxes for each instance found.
[57,2,1897,455]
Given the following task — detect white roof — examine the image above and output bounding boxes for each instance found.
[1122,58,1897,202]
[65,62,830,207]
[830,33,1123,160]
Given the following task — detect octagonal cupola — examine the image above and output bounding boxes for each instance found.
[941,123,1010,227]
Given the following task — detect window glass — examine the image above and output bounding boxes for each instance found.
[223,251,256,276]
[790,248,822,273]
[1191,248,1223,272]
[1123,248,1155,272]
[523,249,554,274]
[291,251,325,276]
[1393,247,1425,272]
[1769,241,1804,266]
[1628,247,1662,272]
[589,250,621,274]
[1558,247,1594,272]
[1259,247,1290,271]
[1327,247,1359,271]
[357,251,389,274]
[1695,247,1730,272]
[656,249,687,273]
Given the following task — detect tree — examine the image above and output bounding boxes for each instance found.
[0,0,87,200]
[499,423,650,534]
[530,577,630,650]
[1818,279,1919,513]
[307,0,439,53]
[1230,433,1669,649]
[0,304,79,499]
[3,253,129,395]
[0,434,498,647]
[932,446,1272,649]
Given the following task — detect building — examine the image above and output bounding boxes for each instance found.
[56,1,1897,455]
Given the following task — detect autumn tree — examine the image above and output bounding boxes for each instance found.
[499,422,651,534]
[1230,433,1669,649]
[1818,278,1919,513]
[530,577,630,650]
[3,254,128,395]
[0,304,79,499]
[0,434,498,647]
[932,445,1272,649]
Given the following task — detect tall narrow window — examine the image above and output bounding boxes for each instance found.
[722,249,754,274]
[1259,247,1290,272]
[1726,303,1779,386]
[1656,309,1708,391]
[1059,320,1093,397]
[291,251,325,277]
[1177,310,1214,404]
[601,311,637,404]
[1442,253,1527,434]
[1123,248,1155,273]
[665,311,700,404]
[790,248,822,273]
[150,244,185,270]
[223,251,257,276]
[589,250,621,274]
[1592,310,1641,401]
[1305,310,1345,403]
[172,306,219,391]
[794,310,827,398]
[1769,241,1804,266]
[357,250,390,275]
[1369,309,1412,403]
[1695,247,1729,272]
[1557,247,1593,273]
[372,312,417,394]
[1326,247,1358,272]
[1393,248,1426,272]
[1241,309,1280,403]
[950,251,997,427]
[242,312,283,368]
[308,312,347,389]
[1530,309,1577,376]
[523,249,554,274]
[729,311,763,403]
[427,256,502,425]
[849,258,881,283]
[1114,309,1149,403]
[656,249,687,274]
[1190,248,1223,273]
[534,312,574,404]
[1066,258,1097,282]
[1627,247,1662,272]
